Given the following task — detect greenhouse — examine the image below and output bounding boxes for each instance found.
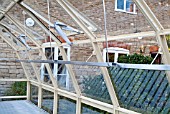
[0,0,169,114]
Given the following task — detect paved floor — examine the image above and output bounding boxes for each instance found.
[0,100,49,114]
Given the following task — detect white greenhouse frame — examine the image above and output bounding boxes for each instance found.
[0,0,170,114]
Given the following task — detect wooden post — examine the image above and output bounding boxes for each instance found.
[53,90,58,114]
[27,81,31,101]
[38,85,42,108]
[76,98,81,114]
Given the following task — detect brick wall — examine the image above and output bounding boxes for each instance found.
[0,0,169,95]
[0,38,25,96]
[67,0,169,55]
[16,0,169,56]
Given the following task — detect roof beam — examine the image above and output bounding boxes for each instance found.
[20,2,82,36]
[0,24,26,48]
[60,29,170,45]
[0,30,19,50]
[0,0,21,21]
[21,1,98,32]
[5,14,58,89]
[19,3,82,96]
[14,28,170,50]
[5,14,41,47]
[63,0,98,31]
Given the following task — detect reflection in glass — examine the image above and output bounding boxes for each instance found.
[57,96,76,114]
[117,0,124,10]
[42,89,54,114]
[30,85,38,106]
[82,103,111,114]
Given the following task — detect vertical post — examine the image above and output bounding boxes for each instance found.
[27,81,31,101]
[53,90,58,114]
[38,85,42,108]
[157,34,170,82]
[76,98,81,114]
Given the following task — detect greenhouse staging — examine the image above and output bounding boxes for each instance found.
[0,0,170,114]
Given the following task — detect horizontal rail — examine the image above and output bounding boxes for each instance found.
[0,58,114,67]
[1,58,170,70]
[29,80,139,114]
[60,29,170,46]
[0,79,28,81]
[118,63,170,70]
[0,96,27,99]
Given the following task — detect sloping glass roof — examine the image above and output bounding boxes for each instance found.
[83,67,170,113]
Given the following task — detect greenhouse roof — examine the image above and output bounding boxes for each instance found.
[83,67,170,114]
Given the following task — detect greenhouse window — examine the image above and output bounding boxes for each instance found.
[103,47,129,63]
[41,42,70,89]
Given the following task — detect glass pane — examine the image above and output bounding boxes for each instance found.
[1,16,41,49]
[0,39,28,81]
[41,45,74,91]
[82,103,111,114]
[0,13,2,17]
[57,96,76,114]
[0,0,12,10]
[17,51,38,81]
[42,89,54,114]
[6,4,45,48]
[73,65,112,104]
[109,66,170,114]
[42,47,55,84]
[0,26,25,50]
[28,49,42,81]
[143,0,170,29]
[56,48,73,91]
[0,81,26,101]
[30,84,38,105]
[117,0,124,10]
[126,0,134,12]
[107,53,115,62]
[23,0,83,36]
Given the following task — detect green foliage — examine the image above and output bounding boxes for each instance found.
[5,81,27,96]
[42,106,53,114]
[166,35,170,48]
[82,103,111,114]
[118,53,153,64]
